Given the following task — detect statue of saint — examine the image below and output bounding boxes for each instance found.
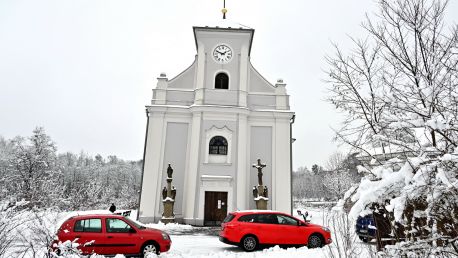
[167,164,173,178]
[162,186,167,200]
[252,186,258,198]
[171,187,176,199]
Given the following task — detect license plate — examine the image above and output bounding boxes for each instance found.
[360,229,368,233]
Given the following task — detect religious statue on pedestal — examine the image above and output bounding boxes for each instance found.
[252,158,268,210]
[161,164,176,224]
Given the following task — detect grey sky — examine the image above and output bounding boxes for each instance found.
[0,0,457,169]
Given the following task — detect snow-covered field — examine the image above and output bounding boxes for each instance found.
[2,204,377,258]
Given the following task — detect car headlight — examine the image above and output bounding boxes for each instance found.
[322,227,330,232]
[161,232,170,240]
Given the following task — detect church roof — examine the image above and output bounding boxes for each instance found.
[196,19,253,30]
[193,19,255,55]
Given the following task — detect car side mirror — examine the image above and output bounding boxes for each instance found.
[129,228,136,234]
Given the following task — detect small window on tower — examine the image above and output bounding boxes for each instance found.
[209,136,228,155]
[215,73,229,89]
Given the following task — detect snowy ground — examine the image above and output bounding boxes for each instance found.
[144,206,329,258]
[143,204,374,258]
[3,203,377,258]
[157,235,328,258]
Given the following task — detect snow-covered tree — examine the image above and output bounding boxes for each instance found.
[0,136,14,201]
[7,127,62,208]
[327,0,458,255]
[58,153,142,210]
[0,128,142,211]
[323,152,357,200]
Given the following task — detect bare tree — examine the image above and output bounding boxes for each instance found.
[323,152,358,200]
[326,0,458,159]
[0,208,23,258]
[325,152,347,172]
[325,209,373,258]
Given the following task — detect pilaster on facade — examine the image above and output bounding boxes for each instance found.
[238,44,249,107]
[271,121,277,210]
[194,42,206,105]
[182,111,202,224]
[139,111,165,222]
[274,117,292,212]
[236,113,248,210]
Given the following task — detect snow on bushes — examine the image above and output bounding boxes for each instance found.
[337,153,458,255]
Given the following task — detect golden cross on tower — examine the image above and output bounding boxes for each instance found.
[222,0,227,19]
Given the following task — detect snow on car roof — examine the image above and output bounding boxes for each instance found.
[60,210,131,222]
[231,210,288,214]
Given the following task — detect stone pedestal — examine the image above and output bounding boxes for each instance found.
[161,198,175,224]
[255,197,268,210]
[254,185,269,210]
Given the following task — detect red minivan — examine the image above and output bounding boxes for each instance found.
[219,210,332,251]
[52,214,171,256]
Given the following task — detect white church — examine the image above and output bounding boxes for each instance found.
[138,15,295,226]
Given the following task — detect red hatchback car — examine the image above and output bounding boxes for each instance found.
[53,214,171,256]
[219,210,332,251]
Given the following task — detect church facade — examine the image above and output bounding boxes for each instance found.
[138,20,295,226]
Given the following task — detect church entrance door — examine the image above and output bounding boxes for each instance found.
[204,191,228,226]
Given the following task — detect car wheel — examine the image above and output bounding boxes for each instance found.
[241,235,258,252]
[307,234,323,248]
[142,242,159,256]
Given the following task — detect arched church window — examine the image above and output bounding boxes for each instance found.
[215,73,229,89]
[209,136,228,155]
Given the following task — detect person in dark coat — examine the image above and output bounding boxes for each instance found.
[109,203,116,213]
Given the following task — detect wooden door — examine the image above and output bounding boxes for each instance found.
[204,191,228,226]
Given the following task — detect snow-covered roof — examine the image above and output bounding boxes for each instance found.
[196,19,252,30]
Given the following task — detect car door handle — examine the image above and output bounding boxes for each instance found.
[75,235,81,238]
[107,236,113,238]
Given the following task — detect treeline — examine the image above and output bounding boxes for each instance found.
[0,127,142,211]
[292,153,362,201]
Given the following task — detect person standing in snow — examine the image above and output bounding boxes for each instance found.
[109,203,116,213]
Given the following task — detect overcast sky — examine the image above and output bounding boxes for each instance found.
[0,0,457,170]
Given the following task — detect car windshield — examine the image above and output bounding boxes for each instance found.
[124,217,146,229]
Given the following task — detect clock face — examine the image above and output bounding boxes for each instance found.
[213,44,233,64]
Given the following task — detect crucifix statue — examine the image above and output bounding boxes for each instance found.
[252,158,268,210]
[252,158,266,186]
